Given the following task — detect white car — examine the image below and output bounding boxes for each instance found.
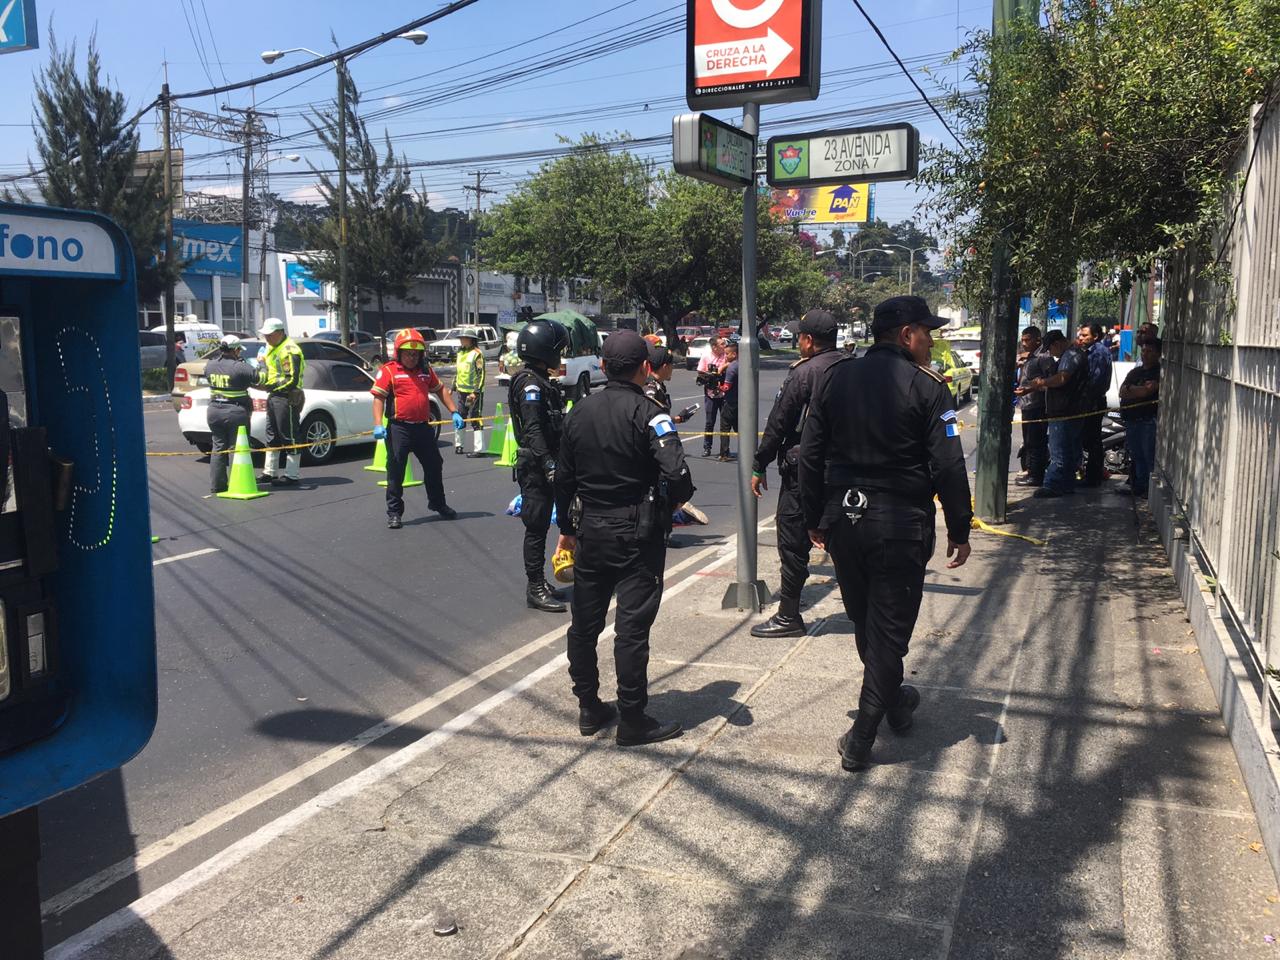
[176,360,442,465]
[497,351,607,401]
[778,327,794,343]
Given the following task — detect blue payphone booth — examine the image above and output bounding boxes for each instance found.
[0,204,157,954]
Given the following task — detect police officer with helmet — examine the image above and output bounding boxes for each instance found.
[750,309,850,638]
[798,295,973,772]
[510,319,571,612]
[554,330,695,746]
[204,334,256,496]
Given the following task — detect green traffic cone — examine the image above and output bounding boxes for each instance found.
[496,418,518,468]
[217,426,270,501]
[364,417,388,472]
[378,456,425,488]
[486,402,507,456]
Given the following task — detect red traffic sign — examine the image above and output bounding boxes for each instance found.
[686,0,821,110]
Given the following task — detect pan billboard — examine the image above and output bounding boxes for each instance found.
[768,183,874,224]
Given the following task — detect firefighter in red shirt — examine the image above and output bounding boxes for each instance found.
[371,329,464,529]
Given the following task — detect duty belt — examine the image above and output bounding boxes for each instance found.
[581,503,639,520]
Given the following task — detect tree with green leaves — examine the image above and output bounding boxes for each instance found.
[481,136,827,345]
[919,0,1280,310]
[301,71,444,350]
[12,34,178,308]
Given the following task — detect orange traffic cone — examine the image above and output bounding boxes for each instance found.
[217,426,270,500]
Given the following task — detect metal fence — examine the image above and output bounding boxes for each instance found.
[1160,87,1280,731]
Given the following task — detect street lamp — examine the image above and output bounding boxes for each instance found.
[876,243,934,296]
[850,247,881,281]
[261,34,427,343]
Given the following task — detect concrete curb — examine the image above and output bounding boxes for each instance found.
[1151,475,1280,883]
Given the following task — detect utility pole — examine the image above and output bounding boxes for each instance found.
[161,79,177,380]
[974,0,1039,523]
[723,101,767,612]
[463,170,498,325]
[336,57,351,344]
[225,106,278,330]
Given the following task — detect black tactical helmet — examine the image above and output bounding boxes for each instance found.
[516,320,569,367]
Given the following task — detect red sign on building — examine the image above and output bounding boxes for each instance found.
[686,0,821,110]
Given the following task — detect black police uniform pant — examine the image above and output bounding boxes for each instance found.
[1021,411,1049,484]
[775,469,813,605]
[207,399,250,494]
[385,420,447,517]
[566,519,665,718]
[517,465,553,586]
[702,396,724,454]
[264,393,300,474]
[826,502,933,723]
[719,401,738,458]
[1080,406,1105,485]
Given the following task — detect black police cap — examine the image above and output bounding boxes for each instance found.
[797,309,838,339]
[647,343,672,370]
[602,330,650,367]
[871,296,947,337]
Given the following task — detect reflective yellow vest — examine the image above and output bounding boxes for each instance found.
[455,346,485,393]
[260,338,305,395]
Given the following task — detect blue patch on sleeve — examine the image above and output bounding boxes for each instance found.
[945,423,960,438]
[649,413,675,437]
[523,386,541,401]
[941,409,958,422]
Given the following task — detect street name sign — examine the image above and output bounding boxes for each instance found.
[687,0,821,110]
[766,122,920,187]
[0,0,38,55]
[673,112,756,189]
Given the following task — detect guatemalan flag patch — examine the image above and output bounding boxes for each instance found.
[946,423,960,438]
[650,413,676,437]
[524,386,541,401]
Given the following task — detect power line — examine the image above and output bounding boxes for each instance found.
[848,0,969,151]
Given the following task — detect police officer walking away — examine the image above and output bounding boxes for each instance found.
[510,319,571,612]
[371,328,463,529]
[555,331,695,745]
[750,310,849,638]
[205,334,256,496]
[798,296,973,772]
[453,327,487,458]
[256,318,305,486]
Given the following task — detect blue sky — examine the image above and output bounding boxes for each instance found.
[0,0,990,231]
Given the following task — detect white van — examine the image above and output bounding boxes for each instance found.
[149,321,223,363]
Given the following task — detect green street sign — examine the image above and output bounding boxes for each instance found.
[766,122,918,188]
[672,112,756,190]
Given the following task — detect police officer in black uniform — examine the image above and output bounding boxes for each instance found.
[643,343,698,424]
[750,309,850,638]
[204,334,256,496]
[510,319,571,613]
[555,331,695,746]
[798,296,973,772]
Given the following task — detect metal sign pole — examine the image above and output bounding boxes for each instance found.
[725,101,768,611]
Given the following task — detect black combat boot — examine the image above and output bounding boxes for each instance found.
[836,705,884,772]
[616,713,683,747]
[578,700,618,736]
[750,597,805,638]
[887,685,921,733]
[526,581,567,613]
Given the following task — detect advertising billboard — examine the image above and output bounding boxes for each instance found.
[285,261,322,299]
[768,183,874,224]
[686,0,821,110]
[172,219,241,277]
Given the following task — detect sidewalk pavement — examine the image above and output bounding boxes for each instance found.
[64,488,1279,959]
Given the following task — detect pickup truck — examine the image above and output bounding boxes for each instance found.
[428,325,503,363]
[497,350,606,401]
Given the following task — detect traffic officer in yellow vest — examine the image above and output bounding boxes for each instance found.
[453,327,486,458]
[256,318,306,486]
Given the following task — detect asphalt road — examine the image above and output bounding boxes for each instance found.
[37,357,984,947]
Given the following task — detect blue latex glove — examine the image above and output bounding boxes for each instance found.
[452,412,465,431]
[373,425,387,440]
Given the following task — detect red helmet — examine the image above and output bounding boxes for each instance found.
[394,328,427,355]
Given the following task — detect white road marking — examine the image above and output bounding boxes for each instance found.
[42,530,749,923]
[48,529,756,959]
[151,548,220,567]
